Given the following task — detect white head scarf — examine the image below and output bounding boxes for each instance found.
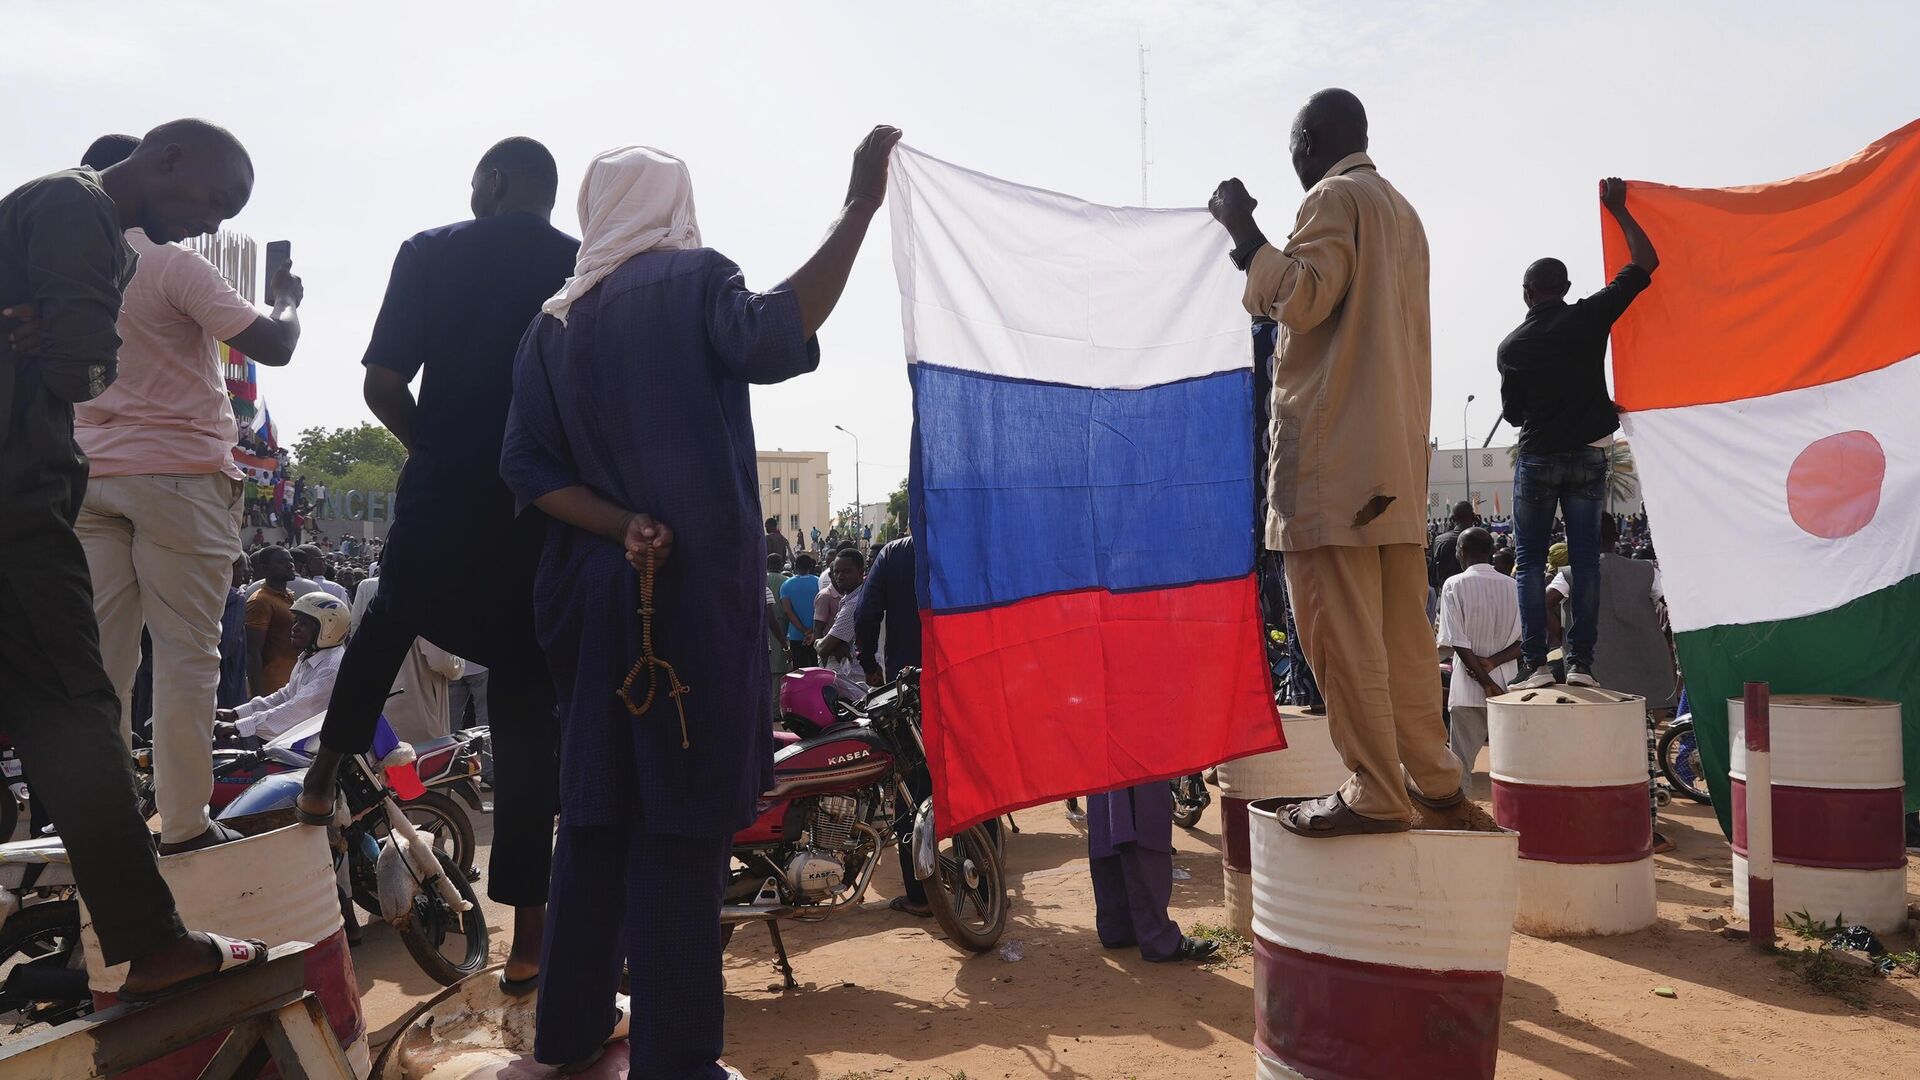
[541,145,702,324]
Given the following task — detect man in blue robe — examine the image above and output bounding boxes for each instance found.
[1087,781,1218,963]
[501,128,901,1076]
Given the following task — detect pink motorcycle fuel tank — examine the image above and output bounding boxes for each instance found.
[735,724,896,845]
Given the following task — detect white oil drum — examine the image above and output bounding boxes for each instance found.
[80,824,367,1078]
[1489,687,1657,937]
[1215,708,1347,937]
[1730,694,1906,933]
[1249,797,1518,1079]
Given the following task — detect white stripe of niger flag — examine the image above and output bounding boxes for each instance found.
[1622,352,1919,634]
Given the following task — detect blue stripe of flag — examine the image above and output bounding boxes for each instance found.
[908,362,1255,614]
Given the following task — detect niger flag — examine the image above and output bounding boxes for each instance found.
[1607,121,1920,831]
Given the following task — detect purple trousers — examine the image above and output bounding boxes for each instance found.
[1087,782,1182,961]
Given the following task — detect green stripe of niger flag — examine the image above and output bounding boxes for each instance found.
[1682,572,1920,835]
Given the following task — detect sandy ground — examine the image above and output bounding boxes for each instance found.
[348,777,1920,1080]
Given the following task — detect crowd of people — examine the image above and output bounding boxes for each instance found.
[10,83,1903,1077]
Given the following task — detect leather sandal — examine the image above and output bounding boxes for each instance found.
[1279,793,1411,839]
[1402,767,1467,811]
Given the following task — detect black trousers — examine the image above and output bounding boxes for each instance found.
[0,547,183,964]
[319,587,559,907]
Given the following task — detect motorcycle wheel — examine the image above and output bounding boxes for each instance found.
[1658,725,1713,805]
[0,900,91,1030]
[1171,776,1208,830]
[922,824,1009,954]
[370,791,477,878]
[397,849,491,987]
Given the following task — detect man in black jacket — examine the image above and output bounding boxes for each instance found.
[0,118,268,997]
[1429,500,1474,591]
[1498,177,1659,691]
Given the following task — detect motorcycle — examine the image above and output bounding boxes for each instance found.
[0,838,86,1032]
[207,715,486,878]
[217,712,489,986]
[1171,773,1211,829]
[722,667,1008,988]
[0,713,490,1032]
[1658,713,1711,804]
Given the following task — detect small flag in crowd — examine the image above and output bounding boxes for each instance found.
[1609,120,1920,828]
[888,146,1283,835]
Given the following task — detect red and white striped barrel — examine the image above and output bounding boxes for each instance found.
[1250,797,1518,1080]
[1730,694,1906,933]
[1489,687,1656,937]
[1216,708,1348,937]
[82,824,368,1078]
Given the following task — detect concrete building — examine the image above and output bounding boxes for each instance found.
[758,450,832,550]
[1428,443,1517,521]
[1427,441,1644,523]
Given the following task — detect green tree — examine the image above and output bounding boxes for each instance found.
[879,474,913,541]
[289,423,407,482]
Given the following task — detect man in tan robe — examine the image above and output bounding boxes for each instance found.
[1209,89,1464,836]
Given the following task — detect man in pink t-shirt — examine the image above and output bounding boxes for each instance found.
[73,141,304,852]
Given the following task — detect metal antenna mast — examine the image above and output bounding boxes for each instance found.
[1138,41,1152,205]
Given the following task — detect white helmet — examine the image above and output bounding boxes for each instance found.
[291,591,351,649]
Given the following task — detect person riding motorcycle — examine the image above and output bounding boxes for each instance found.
[214,592,351,743]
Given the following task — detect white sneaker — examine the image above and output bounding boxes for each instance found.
[1508,665,1555,691]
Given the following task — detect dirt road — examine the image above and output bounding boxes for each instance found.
[355,790,1920,1079]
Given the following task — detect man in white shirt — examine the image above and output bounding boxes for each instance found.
[215,591,347,743]
[1435,528,1522,796]
[294,545,346,603]
[816,549,868,687]
[73,134,305,852]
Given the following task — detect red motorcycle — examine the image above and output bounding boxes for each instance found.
[721,667,1008,987]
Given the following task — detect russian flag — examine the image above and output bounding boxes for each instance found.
[889,146,1284,835]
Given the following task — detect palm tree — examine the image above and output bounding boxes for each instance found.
[1605,440,1639,514]
[1505,442,1640,514]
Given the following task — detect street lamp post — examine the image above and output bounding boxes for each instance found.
[1463,394,1476,514]
[834,424,860,544]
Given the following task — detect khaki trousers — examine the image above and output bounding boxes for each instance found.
[76,473,241,844]
[1285,542,1461,821]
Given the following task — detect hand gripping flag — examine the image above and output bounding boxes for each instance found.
[888,146,1283,834]
[1607,121,1920,831]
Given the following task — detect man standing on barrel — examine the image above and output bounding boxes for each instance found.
[1209,89,1466,837]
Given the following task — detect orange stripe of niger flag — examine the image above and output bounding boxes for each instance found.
[1605,119,1920,413]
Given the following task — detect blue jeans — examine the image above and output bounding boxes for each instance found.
[1513,447,1606,668]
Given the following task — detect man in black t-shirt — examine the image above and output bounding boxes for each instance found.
[297,138,578,993]
[1498,178,1658,690]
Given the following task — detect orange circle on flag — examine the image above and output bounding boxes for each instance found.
[1786,430,1885,539]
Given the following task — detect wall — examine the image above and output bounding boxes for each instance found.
[312,489,398,540]
[757,450,832,547]
[1426,442,1645,522]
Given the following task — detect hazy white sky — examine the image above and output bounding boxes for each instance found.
[9,1,1915,507]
